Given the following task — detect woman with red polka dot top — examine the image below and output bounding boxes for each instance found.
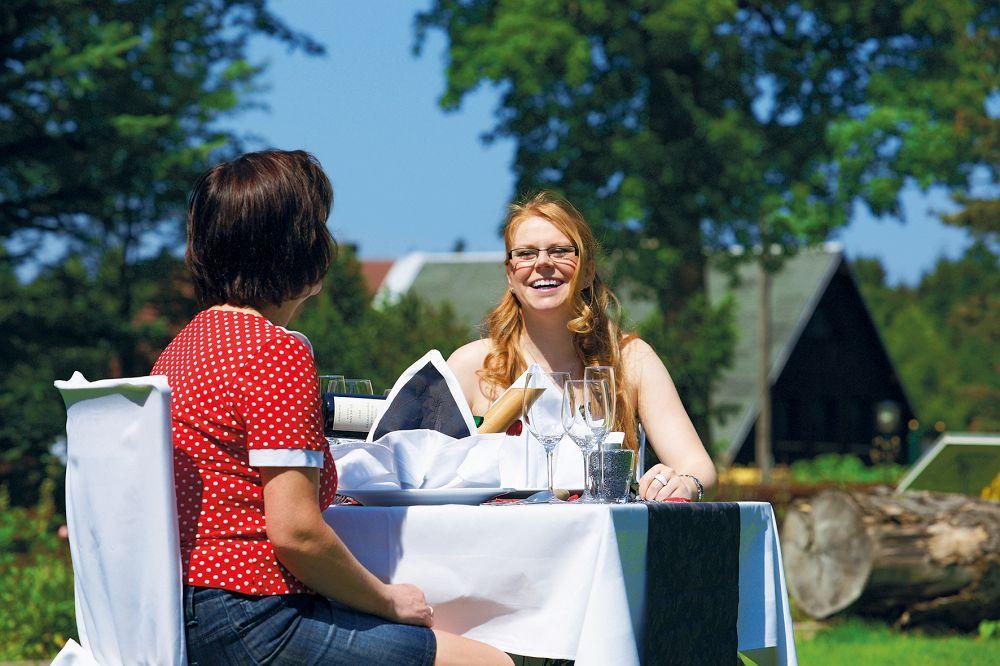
[153,150,511,666]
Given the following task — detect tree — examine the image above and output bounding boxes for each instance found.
[1,244,472,505]
[0,3,476,506]
[0,247,199,503]
[0,0,323,375]
[853,242,1000,433]
[416,0,998,462]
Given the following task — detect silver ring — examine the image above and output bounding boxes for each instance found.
[428,606,434,616]
[653,473,669,487]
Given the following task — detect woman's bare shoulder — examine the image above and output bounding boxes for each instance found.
[621,335,669,383]
[447,339,492,375]
[621,335,658,364]
[447,339,496,413]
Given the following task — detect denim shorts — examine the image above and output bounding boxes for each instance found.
[183,585,436,665]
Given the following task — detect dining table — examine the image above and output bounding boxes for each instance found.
[323,499,798,666]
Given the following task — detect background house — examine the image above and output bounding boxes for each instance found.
[363,244,916,465]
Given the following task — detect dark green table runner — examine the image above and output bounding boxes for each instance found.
[642,502,741,666]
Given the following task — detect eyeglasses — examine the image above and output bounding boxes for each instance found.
[507,245,579,265]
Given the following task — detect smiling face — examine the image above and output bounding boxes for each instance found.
[506,215,584,315]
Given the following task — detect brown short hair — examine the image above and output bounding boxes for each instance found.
[185,150,335,307]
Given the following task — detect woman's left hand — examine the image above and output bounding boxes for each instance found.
[638,464,698,501]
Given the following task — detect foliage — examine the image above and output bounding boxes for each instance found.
[789,453,905,485]
[0,474,76,660]
[637,293,736,437]
[0,0,322,375]
[415,0,998,438]
[979,619,999,641]
[2,0,313,489]
[0,249,198,504]
[981,472,1000,501]
[294,246,471,393]
[794,617,1000,666]
[717,454,905,487]
[853,240,1000,431]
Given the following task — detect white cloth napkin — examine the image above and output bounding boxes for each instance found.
[333,349,505,491]
[334,431,507,490]
[334,353,590,491]
[333,349,508,491]
[367,350,476,441]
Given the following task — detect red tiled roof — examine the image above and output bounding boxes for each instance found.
[360,260,395,294]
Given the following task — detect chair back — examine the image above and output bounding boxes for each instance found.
[54,372,185,666]
[637,423,650,474]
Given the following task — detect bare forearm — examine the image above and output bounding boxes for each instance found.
[261,467,432,627]
[273,522,390,618]
[679,455,717,490]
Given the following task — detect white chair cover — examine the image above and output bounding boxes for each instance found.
[53,372,185,666]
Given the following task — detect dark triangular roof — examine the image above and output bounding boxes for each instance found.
[703,248,843,460]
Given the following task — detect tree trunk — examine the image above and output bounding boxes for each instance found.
[782,487,1000,629]
[755,260,772,482]
[654,244,712,443]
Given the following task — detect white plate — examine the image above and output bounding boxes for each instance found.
[340,488,513,507]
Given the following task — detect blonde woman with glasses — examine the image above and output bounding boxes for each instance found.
[447,191,716,501]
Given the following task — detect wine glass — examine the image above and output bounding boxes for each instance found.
[319,374,347,394]
[584,366,615,499]
[345,379,373,395]
[562,379,610,503]
[522,370,569,503]
[319,375,345,448]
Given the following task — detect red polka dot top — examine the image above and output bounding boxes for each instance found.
[151,309,337,596]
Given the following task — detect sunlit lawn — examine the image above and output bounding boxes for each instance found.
[792,618,997,666]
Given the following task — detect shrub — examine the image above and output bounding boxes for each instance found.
[789,453,905,485]
[0,474,77,660]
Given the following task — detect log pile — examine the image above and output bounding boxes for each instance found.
[781,487,1000,629]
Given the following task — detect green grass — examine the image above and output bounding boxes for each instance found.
[793,618,997,665]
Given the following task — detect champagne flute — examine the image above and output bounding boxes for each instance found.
[345,379,373,395]
[562,379,609,503]
[523,370,569,503]
[583,379,612,501]
[584,366,615,500]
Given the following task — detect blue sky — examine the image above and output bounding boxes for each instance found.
[230,0,977,286]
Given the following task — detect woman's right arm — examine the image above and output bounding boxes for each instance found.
[260,466,434,627]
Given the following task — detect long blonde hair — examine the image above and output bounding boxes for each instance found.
[480,191,639,450]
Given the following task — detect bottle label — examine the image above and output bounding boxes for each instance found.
[323,394,386,434]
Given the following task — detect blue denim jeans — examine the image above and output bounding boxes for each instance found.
[183,585,436,665]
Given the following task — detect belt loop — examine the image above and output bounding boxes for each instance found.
[184,585,198,628]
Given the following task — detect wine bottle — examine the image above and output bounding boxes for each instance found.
[323,393,386,437]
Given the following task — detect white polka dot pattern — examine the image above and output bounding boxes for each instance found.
[151,309,337,595]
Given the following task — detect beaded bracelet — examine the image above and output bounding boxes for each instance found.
[679,474,704,501]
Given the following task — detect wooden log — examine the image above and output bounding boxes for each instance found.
[781,486,1000,629]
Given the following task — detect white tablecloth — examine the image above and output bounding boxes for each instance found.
[323,502,797,665]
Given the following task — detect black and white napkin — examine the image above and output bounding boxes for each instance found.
[368,350,476,441]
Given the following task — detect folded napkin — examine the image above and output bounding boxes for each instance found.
[368,350,476,441]
[334,430,507,490]
[335,352,591,491]
[327,351,497,491]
